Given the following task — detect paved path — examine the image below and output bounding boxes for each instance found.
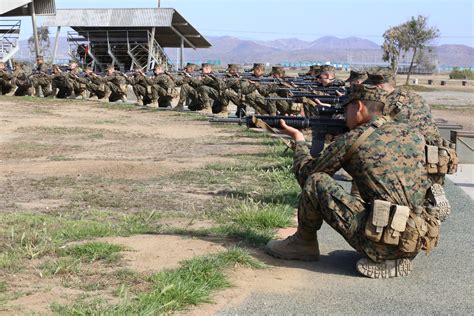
[448,164,474,199]
[218,180,474,315]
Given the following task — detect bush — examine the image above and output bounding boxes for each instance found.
[449,68,474,80]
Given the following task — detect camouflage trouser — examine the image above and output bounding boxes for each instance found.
[31,75,52,97]
[197,86,228,113]
[223,89,247,116]
[0,79,13,95]
[244,91,276,115]
[86,81,109,99]
[72,80,87,96]
[178,83,198,106]
[299,172,413,262]
[14,80,32,96]
[51,80,73,98]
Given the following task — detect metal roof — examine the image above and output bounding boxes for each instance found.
[0,0,56,16]
[42,8,211,48]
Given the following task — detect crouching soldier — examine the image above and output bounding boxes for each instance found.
[266,84,440,279]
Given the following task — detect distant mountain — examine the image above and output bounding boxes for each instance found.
[435,45,474,67]
[308,36,380,50]
[13,36,474,68]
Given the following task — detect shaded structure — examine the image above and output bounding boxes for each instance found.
[0,0,56,63]
[43,8,211,71]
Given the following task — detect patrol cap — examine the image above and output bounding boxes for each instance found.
[200,63,212,70]
[345,69,368,82]
[363,67,394,85]
[251,63,265,71]
[227,64,239,71]
[306,65,322,77]
[184,62,197,69]
[342,84,387,107]
[271,66,285,76]
[320,65,335,73]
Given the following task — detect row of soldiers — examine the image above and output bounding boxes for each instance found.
[0,57,447,150]
[0,57,356,118]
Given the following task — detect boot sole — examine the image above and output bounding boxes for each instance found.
[430,184,451,222]
[265,246,320,262]
[356,258,412,279]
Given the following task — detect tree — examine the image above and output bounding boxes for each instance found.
[401,15,439,84]
[382,25,406,75]
[28,26,51,59]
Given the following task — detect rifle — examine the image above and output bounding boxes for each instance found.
[209,113,347,156]
[266,95,349,106]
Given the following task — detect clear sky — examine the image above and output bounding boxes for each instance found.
[16,0,474,46]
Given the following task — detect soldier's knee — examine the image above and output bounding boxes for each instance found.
[304,173,333,191]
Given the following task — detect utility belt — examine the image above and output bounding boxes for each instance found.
[365,200,440,254]
[426,139,458,175]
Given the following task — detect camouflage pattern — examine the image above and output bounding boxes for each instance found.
[385,87,442,146]
[31,63,53,97]
[344,83,388,105]
[364,67,394,85]
[12,65,32,96]
[293,117,431,262]
[0,67,13,95]
[346,69,368,83]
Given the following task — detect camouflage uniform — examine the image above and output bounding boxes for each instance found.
[292,86,431,263]
[175,63,200,110]
[50,67,73,98]
[66,67,88,98]
[0,67,13,95]
[146,71,176,107]
[189,64,227,114]
[365,67,442,147]
[84,72,111,100]
[129,70,152,105]
[103,71,128,102]
[31,60,53,97]
[12,64,32,96]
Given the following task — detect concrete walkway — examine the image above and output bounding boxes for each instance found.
[448,164,474,199]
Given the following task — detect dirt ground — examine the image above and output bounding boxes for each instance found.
[0,88,473,314]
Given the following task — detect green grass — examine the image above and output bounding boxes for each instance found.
[0,210,161,271]
[97,102,137,111]
[39,257,82,277]
[60,241,125,263]
[51,248,265,314]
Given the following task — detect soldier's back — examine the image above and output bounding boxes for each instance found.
[344,119,430,208]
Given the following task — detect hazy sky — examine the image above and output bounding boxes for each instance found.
[16,0,474,46]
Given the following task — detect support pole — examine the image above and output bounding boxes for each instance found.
[147,28,156,70]
[30,0,41,57]
[51,26,61,64]
[180,37,184,69]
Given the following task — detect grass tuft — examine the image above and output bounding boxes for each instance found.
[60,241,125,263]
[51,248,264,314]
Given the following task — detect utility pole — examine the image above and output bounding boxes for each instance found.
[157,0,161,7]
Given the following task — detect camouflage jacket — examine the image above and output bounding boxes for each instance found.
[0,69,12,81]
[385,87,442,146]
[146,73,175,89]
[293,116,430,209]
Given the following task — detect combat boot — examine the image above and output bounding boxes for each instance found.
[356,258,413,279]
[216,106,229,118]
[197,101,213,115]
[99,91,111,103]
[149,99,159,108]
[5,88,16,96]
[121,95,128,103]
[135,96,144,106]
[265,233,320,261]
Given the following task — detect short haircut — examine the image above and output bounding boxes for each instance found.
[363,100,385,113]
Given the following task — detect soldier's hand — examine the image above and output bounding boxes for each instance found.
[279,119,305,142]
